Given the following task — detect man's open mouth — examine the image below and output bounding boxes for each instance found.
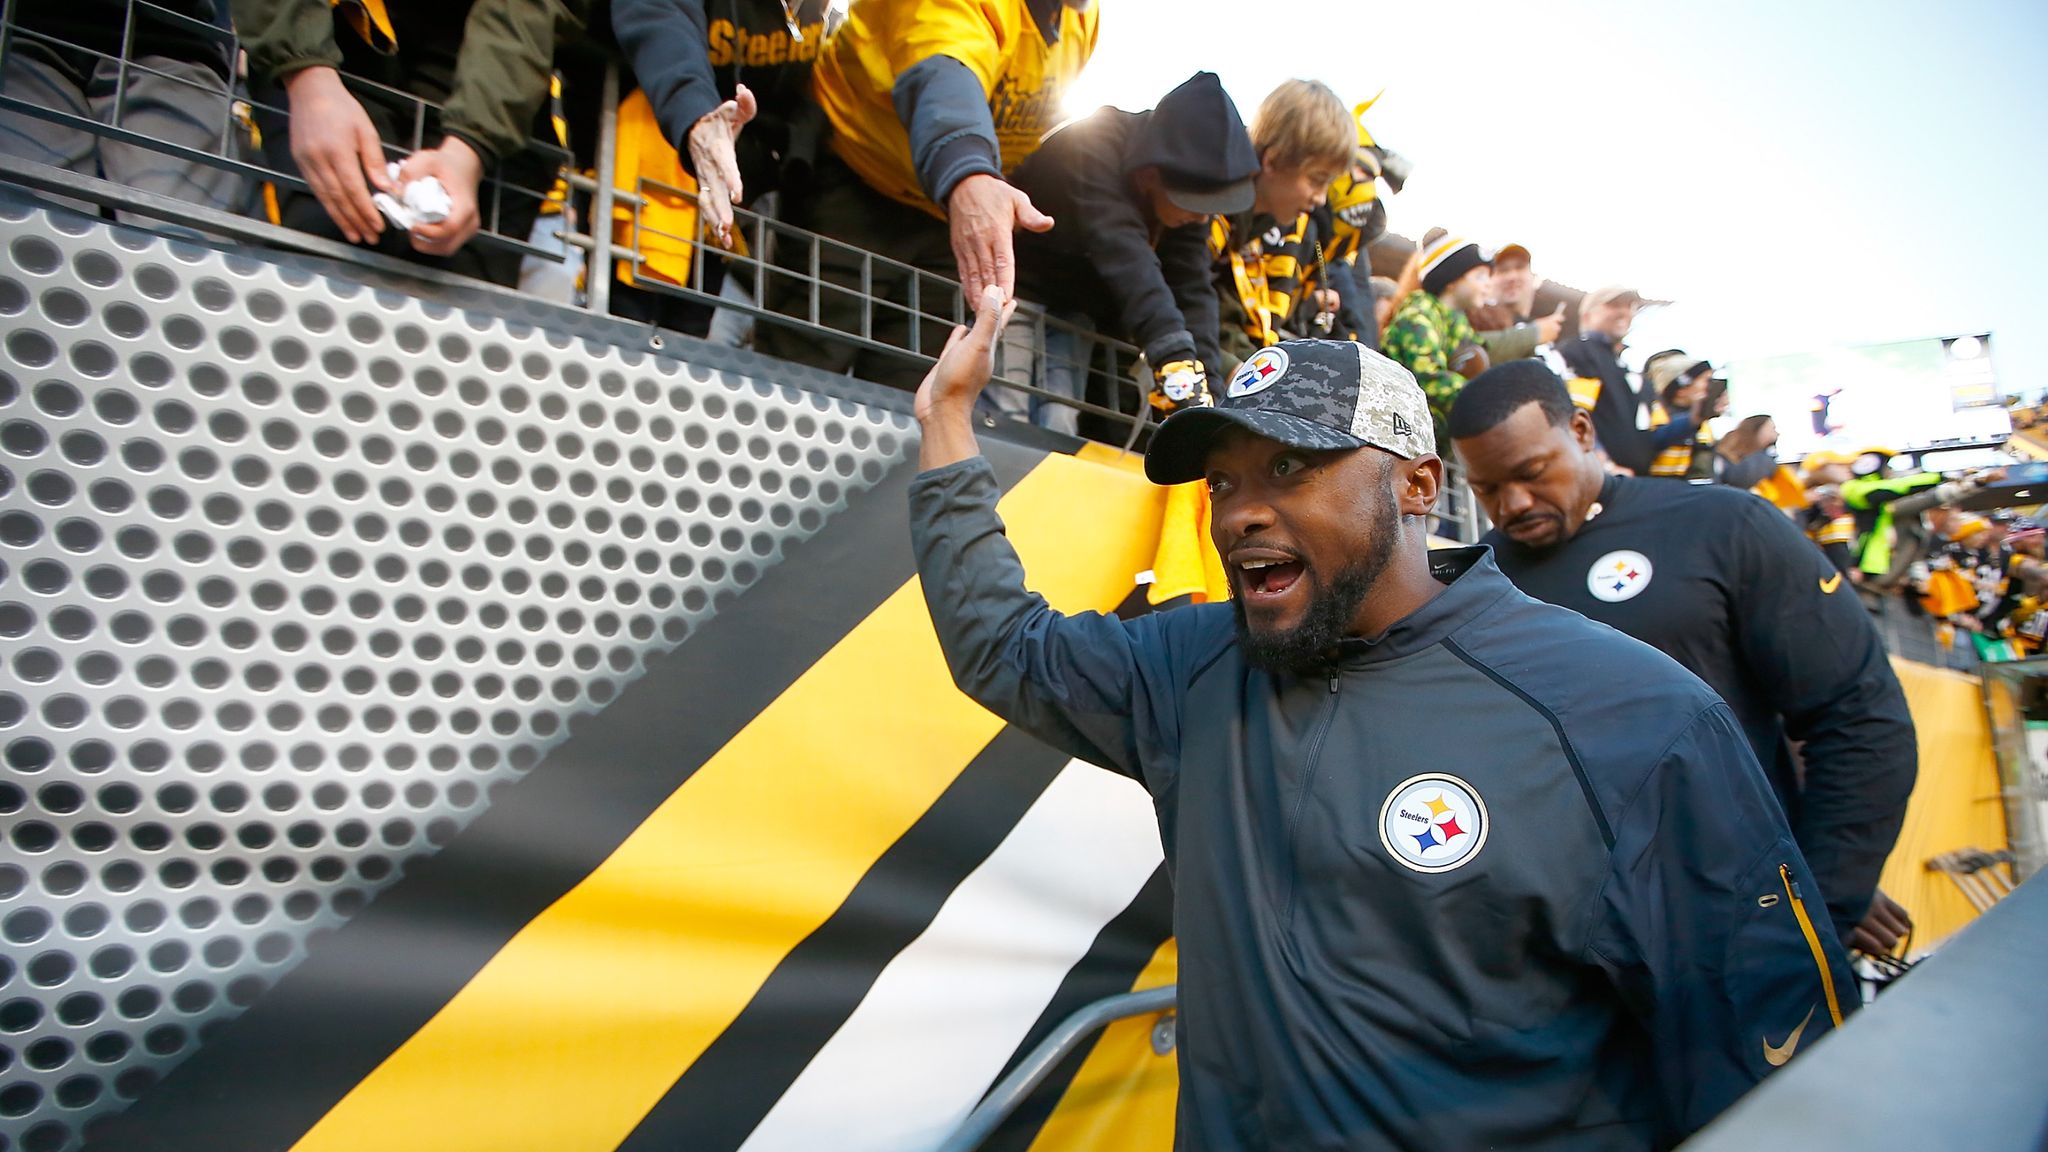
[1236,556,1306,599]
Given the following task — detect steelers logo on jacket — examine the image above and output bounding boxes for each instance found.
[1587,549,1653,603]
[1378,774,1488,873]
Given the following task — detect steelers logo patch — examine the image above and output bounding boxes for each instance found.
[1378,774,1489,874]
[1227,346,1289,398]
[1587,549,1654,603]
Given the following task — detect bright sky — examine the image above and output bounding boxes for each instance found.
[1062,0,2048,393]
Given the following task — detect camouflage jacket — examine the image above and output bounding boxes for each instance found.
[1380,288,1475,437]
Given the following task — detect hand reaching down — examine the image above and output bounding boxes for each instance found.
[947,173,1052,304]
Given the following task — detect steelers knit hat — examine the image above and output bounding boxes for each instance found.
[1418,235,1489,297]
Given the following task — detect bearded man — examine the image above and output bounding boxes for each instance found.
[908,291,1854,1151]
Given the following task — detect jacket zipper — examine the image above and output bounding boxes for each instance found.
[1277,673,1343,924]
[1779,863,1845,1028]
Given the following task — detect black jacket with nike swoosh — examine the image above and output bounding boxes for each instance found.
[911,457,1856,1152]
[1485,475,1918,939]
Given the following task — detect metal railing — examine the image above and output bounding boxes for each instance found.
[561,68,1153,442]
[935,984,1177,1152]
[0,23,1486,502]
[1433,458,1487,542]
[0,0,570,261]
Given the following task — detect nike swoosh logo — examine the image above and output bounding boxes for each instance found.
[1764,1005,1817,1067]
[1820,573,1843,594]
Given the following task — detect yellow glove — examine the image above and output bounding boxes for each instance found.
[1151,359,1209,415]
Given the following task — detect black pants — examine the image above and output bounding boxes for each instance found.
[754,149,961,389]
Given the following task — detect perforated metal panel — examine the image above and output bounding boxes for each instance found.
[0,199,915,1152]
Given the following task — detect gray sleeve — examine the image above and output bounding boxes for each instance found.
[1478,324,1542,363]
[891,55,1002,208]
[909,456,1183,786]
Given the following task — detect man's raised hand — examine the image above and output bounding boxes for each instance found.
[916,285,1015,470]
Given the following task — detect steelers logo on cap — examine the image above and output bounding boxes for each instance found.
[1378,773,1488,874]
[1587,549,1653,603]
[1227,346,1289,399]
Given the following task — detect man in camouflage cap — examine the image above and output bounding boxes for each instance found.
[907,302,1847,1149]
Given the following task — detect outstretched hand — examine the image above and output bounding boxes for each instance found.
[688,83,757,245]
[947,174,1052,303]
[916,285,1016,470]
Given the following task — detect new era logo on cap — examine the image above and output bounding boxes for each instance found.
[1143,339,1436,485]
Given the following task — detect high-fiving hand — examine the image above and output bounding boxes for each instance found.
[946,174,1052,305]
[916,285,1017,471]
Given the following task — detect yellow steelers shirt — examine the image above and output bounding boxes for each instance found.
[812,0,1098,217]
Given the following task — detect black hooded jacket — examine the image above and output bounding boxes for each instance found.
[1009,107,1223,373]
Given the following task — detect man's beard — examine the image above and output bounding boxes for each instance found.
[1231,501,1401,675]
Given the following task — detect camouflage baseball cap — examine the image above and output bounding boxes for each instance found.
[1144,339,1436,485]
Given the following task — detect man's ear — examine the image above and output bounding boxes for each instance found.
[1570,409,1598,452]
[1397,454,1443,518]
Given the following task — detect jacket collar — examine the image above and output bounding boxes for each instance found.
[1326,546,1513,667]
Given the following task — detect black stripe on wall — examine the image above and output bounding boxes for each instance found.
[87,437,1051,1152]
[617,725,1075,1152]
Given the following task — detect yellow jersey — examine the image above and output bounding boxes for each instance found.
[812,0,1098,217]
[1646,404,1711,479]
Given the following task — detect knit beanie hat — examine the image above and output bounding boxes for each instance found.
[1419,235,1489,297]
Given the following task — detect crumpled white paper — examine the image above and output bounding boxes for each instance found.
[371,161,452,231]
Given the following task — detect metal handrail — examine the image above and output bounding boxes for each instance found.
[934,984,1177,1152]
[556,58,1152,437]
[0,2,571,261]
[0,23,1488,503]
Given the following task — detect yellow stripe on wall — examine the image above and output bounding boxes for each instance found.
[1028,939,1180,1152]
[290,453,1167,1152]
[1877,658,2008,949]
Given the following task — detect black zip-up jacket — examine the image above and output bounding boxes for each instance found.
[611,0,828,198]
[911,456,1855,1151]
[1486,475,1918,936]
[1008,107,1222,373]
[1560,332,1695,475]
